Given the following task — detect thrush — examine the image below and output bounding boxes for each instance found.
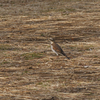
[49,38,70,59]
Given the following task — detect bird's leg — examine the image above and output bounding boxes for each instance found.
[55,53,59,59]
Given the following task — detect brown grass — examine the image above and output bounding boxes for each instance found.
[0,0,100,100]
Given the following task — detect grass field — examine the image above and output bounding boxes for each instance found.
[0,0,100,100]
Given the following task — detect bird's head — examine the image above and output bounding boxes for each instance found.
[49,38,55,44]
[49,38,54,41]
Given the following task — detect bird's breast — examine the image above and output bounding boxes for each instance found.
[50,41,53,44]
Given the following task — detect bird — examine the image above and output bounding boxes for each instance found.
[49,38,70,59]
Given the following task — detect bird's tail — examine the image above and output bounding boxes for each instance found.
[62,52,70,59]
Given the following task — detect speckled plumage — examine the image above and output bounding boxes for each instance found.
[49,38,70,59]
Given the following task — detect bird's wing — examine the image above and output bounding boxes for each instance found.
[53,42,64,53]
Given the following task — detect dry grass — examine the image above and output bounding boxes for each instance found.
[0,0,100,100]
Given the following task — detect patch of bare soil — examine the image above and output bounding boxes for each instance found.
[0,0,100,100]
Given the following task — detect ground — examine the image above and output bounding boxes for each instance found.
[0,0,100,100]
